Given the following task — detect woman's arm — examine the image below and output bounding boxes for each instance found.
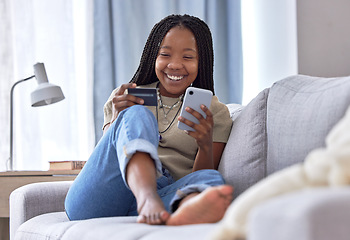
[178,104,226,171]
[193,142,226,171]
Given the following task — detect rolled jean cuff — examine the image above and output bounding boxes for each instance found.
[169,184,211,213]
[120,138,162,188]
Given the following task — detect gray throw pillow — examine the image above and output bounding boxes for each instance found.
[266,75,350,174]
[219,88,269,198]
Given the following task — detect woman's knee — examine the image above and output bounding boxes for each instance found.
[124,105,156,122]
[200,169,225,185]
[109,105,158,142]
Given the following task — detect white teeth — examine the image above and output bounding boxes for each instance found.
[167,74,184,81]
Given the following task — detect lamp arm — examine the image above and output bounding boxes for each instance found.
[8,75,35,171]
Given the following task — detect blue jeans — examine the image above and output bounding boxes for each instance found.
[65,105,225,220]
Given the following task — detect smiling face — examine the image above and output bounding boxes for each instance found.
[155,26,199,97]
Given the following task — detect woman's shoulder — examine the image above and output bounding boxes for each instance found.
[210,96,229,112]
[210,96,233,142]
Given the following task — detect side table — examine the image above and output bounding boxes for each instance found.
[0,170,79,240]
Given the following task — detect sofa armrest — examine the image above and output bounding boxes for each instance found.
[10,181,73,240]
[247,187,350,240]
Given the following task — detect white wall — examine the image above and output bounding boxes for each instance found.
[241,0,298,104]
[297,0,350,77]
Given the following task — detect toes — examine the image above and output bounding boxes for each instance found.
[150,211,170,225]
[149,213,162,225]
[137,211,170,225]
[137,214,147,223]
[216,185,234,200]
[160,211,170,222]
[218,185,234,195]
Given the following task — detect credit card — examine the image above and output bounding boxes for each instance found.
[128,88,157,106]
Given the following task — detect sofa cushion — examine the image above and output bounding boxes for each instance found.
[140,223,217,240]
[15,212,74,240]
[266,75,350,174]
[16,211,217,240]
[248,187,350,240]
[15,212,137,240]
[219,88,269,198]
[63,220,216,240]
[61,218,160,240]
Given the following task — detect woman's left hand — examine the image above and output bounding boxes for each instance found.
[178,105,225,171]
[178,104,214,150]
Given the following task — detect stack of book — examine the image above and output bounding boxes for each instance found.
[49,160,86,171]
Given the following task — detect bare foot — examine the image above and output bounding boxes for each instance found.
[166,185,233,225]
[137,192,170,225]
[126,152,170,225]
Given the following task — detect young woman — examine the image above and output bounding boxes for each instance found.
[65,14,233,225]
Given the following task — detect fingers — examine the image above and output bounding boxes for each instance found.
[112,95,143,111]
[117,82,137,95]
[112,83,144,113]
[178,105,213,132]
[178,105,213,147]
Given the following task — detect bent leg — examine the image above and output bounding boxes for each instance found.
[158,169,226,211]
[65,105,161,220]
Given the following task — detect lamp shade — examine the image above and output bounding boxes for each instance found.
[31,62,65,107]
[31,83,65,106]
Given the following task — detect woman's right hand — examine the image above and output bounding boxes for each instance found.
[111,83,144,122]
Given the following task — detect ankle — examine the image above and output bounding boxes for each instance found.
[136,191,160,212]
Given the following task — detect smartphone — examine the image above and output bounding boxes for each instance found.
[177,87,213,131]
[128,88,157,106]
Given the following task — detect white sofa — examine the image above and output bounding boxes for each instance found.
[10,75,350,240]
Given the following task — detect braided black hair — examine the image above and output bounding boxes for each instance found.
[130,14,215,94]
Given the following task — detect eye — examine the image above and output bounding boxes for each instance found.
[159,53,170,57]
[184,55,195,60]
